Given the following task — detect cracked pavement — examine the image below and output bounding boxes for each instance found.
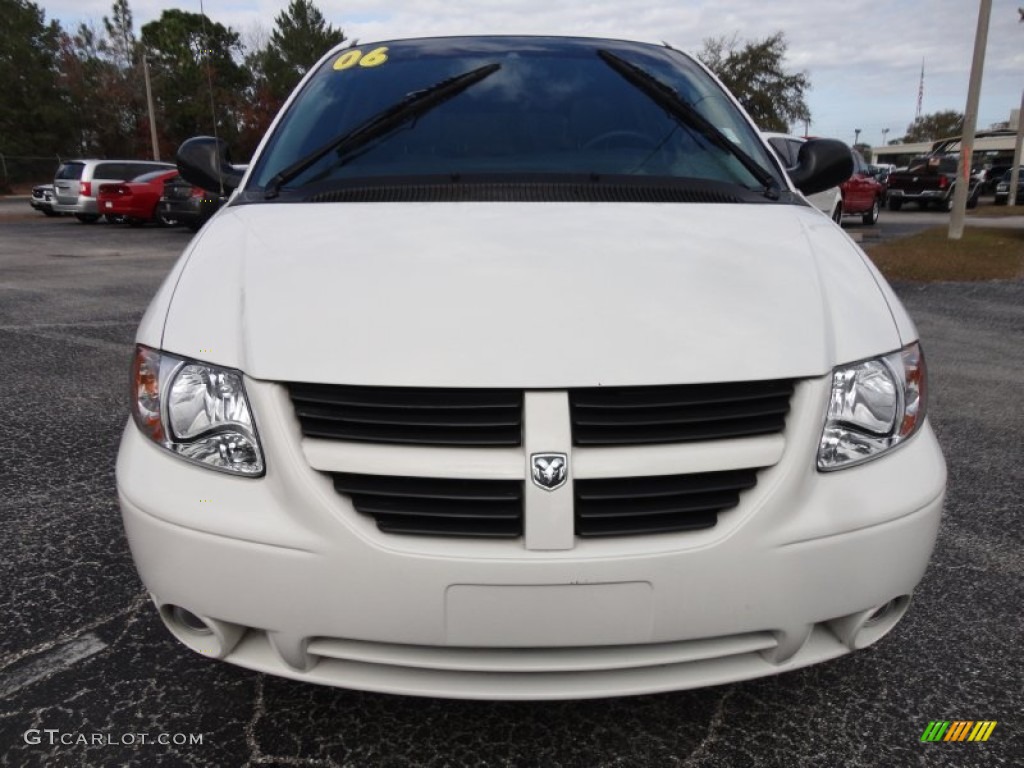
[0,209,1020,766]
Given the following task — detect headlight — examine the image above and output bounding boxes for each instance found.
[131,345,265,476]
[817,342,927,471]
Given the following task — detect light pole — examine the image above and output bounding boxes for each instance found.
[950,0,992,240]
[854,128,861,146]
[881,128,890,146]
[1007,8,1024,205]
[1009,91,1023,206]
[142,54,160,162]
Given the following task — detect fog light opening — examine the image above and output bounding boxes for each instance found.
[157,602,246,659]
[865,599,899,627]
[171,605,213,635]
[826,594,912,651]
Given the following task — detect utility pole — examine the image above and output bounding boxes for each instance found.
[949,0,991,240]
[1009,92,1023,206]
[142,54,160,162]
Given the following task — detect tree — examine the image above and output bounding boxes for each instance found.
[241,0,346,153]
[97,0,145,156]
[141,9,250,154]
[55,1,152,158]
[261,0,345,98]
[698,32,810,133]
[102,0,136,69]
[57,23,124,156]
[0,0,75,162]
[901,110,964,143]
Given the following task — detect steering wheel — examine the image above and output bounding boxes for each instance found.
[583,130,655,150]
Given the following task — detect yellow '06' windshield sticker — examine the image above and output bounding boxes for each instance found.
[333,47,389,71]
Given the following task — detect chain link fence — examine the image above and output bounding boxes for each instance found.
[0,154,65,193]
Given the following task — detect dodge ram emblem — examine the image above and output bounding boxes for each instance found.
[531,453,567,491]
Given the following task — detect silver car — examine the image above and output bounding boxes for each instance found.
[53,159,175,223]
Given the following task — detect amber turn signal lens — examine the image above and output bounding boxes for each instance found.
[131,344,165,443]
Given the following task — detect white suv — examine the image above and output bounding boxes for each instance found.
[117,36,945,700]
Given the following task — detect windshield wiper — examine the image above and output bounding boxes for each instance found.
[264,63,502,199]
[596,50,780,199]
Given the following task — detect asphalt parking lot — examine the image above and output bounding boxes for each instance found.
[0,209,1021,767]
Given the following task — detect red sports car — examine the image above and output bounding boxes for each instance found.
[97,169,180,225]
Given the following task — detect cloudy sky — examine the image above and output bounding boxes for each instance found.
[39,0,1024,144]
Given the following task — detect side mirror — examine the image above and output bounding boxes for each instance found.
[176,136,245,195]
[789,139,854,196]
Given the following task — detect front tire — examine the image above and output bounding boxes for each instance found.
[862,197,880,225]
[888,198,903,211]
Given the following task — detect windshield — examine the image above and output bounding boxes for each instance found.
[248,37,782,197]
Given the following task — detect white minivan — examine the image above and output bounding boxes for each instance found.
[117,36,946,700]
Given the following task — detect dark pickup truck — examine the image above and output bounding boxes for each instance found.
[886,154,980,212]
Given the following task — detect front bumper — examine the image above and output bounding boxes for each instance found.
[116,376,946,699]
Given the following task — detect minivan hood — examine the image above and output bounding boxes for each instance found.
[161,202,900,387]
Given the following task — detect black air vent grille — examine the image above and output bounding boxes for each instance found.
[288,384,523,446]
[575,469,759,537]
[333,473,523,537]
[570,380,794,445]
[307,182,745,205]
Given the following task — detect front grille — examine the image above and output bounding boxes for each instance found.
[569,380,794,445]
[297,381,789,539]
[332,473,523,537]
[575,469,759,537]
[289,384,523,446]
